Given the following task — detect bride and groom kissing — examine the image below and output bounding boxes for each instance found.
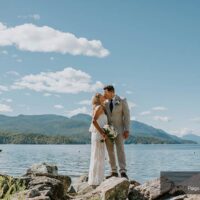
[88,85,130,186]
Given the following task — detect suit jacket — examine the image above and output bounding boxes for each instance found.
[104,95,130,134]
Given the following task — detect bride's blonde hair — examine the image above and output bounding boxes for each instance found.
[92,93,102,107]
[91,93,105,116]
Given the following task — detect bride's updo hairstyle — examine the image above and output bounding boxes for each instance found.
[92,93,102,107]
[91,93,106,116]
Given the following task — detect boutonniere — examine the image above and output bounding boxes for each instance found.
[115,100,120,106]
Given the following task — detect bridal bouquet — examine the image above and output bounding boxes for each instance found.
[100,124,118,143]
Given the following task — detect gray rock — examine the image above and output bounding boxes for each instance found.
[128,180,145,200]
[72,174,95,195]
[134,177,173,200]
[8,162,71,200]
[184,194,200,200]
[27,188,41,198]
[32,173,71,193]
[73,181,94,195]
[74,177,130,200]
[29,176,64,199]
[68,185,77,194]
[26,163,58,176]
[168,194,188,200]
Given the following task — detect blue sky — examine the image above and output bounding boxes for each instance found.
[0,0,200,136]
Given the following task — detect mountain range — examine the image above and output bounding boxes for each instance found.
[0,114,196,144]
[182,134,200,144]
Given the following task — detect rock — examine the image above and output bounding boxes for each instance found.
[4,163,198,200]
[167,194,200,200]
[72,174,94,195]
[31,173,71,193]
[184,194,200,200]
[1,163,71,200]
[168,194,188,200]
[128,185,147,200]
[11,175,64,200]
[68,185,76,194]
[128,180,145,200]
[28,176,64,199]
[133,177,173,200]
[77,174,88,183]
[74,177,130,200]
[27,188,41,197]
[26,163,58,176]
[130,179,141,187]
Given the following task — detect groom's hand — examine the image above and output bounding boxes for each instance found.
[123,131,129,140]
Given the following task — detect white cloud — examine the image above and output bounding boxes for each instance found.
[78,100,91,105]
[18,104,30,111]
[190,117,200,123]
[152,106,167,111]
[32,14,40,20]
[0,23,7,30]
[16,58,22,63]
[43,93,60,98]
[66,106,91,117]
[6,71,20,76]
[1,98,12,103]
[54,104,64,109]
[0,103,13,112]
[128,101,137,110]
[170,128,195,137]
[1,50,8,55]
[0,22,109,57]
[54,94,60,98]
[131,116,136,120]
[126,90,132,94]
[153,116,171,122]
[0,85,8,92]
[43,93,52,97]
[18,14,41,21]
[12,67,104,94]
[12,54,18,58]
[140,111,151,116]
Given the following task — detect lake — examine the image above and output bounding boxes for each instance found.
[0,144,199,183]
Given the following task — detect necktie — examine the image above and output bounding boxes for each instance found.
[109,99,113,112]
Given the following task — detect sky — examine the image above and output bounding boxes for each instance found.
[0,0,200,136]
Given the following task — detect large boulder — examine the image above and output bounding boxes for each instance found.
[26,163,58,176]
[132,177,173,200]
[6,163,71,200]
[74,177,130,200]
[72,174,94,195]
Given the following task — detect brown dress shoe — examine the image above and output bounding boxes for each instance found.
[121,172,129,179]
[105,172,119,179]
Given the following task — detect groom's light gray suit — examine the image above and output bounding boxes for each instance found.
[104,95,130,173]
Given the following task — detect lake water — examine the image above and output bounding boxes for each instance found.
[0,144,199,183]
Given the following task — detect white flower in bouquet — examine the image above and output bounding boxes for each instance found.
[101,124,118,143]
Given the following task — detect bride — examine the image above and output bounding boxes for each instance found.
[88,93,108,186]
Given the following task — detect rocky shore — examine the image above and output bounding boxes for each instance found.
[0,163,200,200]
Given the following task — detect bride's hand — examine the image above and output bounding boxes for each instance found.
[101,130,107,140]
[103,134,107,140]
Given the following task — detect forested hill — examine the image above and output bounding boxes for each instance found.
[0,114,196,144]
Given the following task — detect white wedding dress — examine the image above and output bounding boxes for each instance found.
[88,109,108,186]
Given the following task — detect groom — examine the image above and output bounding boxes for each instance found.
[103,85,130,179]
